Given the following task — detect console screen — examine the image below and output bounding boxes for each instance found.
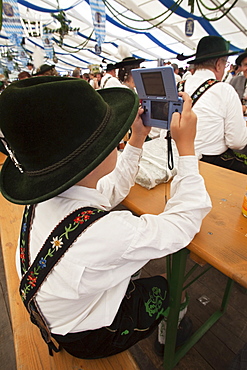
[141,72,166,96]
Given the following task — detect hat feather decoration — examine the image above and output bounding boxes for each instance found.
[116,44,132,60]
[32,46,45,69]
[176,53,195,61]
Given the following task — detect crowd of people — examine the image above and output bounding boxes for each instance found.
[0,35,246,363]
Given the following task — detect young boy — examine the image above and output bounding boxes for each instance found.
[0,76,211,359]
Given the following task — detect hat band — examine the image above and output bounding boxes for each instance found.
[196,50,229,60]
[25,104,112,177]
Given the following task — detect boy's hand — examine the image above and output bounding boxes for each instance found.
[128,106,151,149]
[170,92,197,156]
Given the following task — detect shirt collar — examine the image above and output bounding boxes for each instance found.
[194,69,216,79]
[58,185,112,210]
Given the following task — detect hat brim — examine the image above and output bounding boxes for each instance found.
[236,51,247,66]
[115,58,145,68]
[188,50,238,64]
[0,87,139,205]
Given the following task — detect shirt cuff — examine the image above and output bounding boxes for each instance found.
[123,142,143,161]
[177,156,199,177]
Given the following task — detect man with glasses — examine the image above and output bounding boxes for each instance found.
[230,49,247,115]
[177,36,247,174]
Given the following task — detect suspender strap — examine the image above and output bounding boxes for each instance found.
[102,76,112,88]
[19,205,108,355]
[177,78,220,107]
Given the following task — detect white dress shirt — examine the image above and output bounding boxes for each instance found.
[100,73,123,89]
[16,143,211,335]
[183,69,247,156]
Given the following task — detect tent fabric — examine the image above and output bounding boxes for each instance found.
[0,0,246,74]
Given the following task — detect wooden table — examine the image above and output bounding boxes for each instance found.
[122,161,247,369]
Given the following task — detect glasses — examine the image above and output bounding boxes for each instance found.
[221,58,230,68]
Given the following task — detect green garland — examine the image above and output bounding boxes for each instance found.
[195,0,239,21]
[103,0,183,31]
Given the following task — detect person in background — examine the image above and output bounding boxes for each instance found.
[94,72,103,89]
[182,64,195,80]
[177,36,247,174]
[88,72,96,88]
[82,73,90,83]
[18,71,31,80]
[229,50,247,114]
[100,63,122,88]
[0,74,7,94]
[26,62,34,75]
[115,56,145,91]
[0,76,211,359]
[114,56,145,149]
[171,63,182,83]
[178,67,184,78]
[35,64,58,76]
[72,67,81,78]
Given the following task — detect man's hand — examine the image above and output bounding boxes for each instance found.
[128,106,151,149]
[170,92,197,156]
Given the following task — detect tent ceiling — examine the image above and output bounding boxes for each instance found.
[0,0,246,73]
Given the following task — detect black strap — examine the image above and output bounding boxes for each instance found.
[166,130,174,170]
[177,78,220,107]
[102,76,112,88]
[19,205,108,355]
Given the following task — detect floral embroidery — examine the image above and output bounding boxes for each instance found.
[27,272,37,287]
[20,206,31,275]
[38,258,47,268]
[20,208,105,302]
[51,236,63,251]
[178,79,219,107]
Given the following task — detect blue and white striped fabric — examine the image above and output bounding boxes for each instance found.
[89,0,106,47]
[42,33,54,59]
[2,0,23,46]
[2,0,28,66]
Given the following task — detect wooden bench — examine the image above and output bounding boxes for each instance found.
[0,153,139,370]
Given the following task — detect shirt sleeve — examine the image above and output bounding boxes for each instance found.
[121,155,212,261]
[97,143,142,208]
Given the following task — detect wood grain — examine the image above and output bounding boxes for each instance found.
[123,161,247,287]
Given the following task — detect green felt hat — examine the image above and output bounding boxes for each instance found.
[0,76,139,205]
[188,36,238,64]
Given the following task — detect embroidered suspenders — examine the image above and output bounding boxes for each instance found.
[177,78,220,106]
[19,205,108,355]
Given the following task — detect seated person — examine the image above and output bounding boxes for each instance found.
[230,50,247,115]
[0,77,211,359]
[100,63,122,88]
[115,56,145,91]
[177,36,247,174]
[35,64,58,76]
[18,71,31,80]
